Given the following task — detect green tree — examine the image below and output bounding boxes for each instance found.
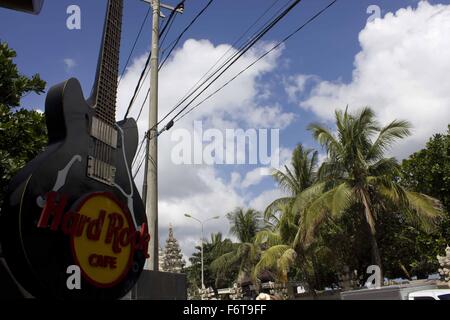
[0,42,45,109]
[211,208,263,285]
[265,144,318,218]
[186,233,235,297]
[254,145,321,289]
[301,107,443,281]
[393,125,450,277]
[0,42,47,207]
[401,125,450,212]
[254,203,299,283]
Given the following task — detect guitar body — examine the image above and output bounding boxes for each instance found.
[1,78,148,299]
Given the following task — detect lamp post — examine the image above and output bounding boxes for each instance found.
[184,214,220,290]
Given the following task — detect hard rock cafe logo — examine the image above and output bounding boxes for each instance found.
[37,191,150,288]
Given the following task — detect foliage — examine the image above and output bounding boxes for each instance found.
[0,42,47,207]
[0,42,45,109]
[396,125,450,277]
[203,110,448,292]
[301,107,443,279]
[226,208,263,243]
[254,146,324,290]
[265,145,318,219]
[186,233,236,297]
[211,208,263,286]
[401,126,450,212]
[252,108,446,290]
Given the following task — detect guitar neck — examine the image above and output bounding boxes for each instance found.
[90,0,123,125]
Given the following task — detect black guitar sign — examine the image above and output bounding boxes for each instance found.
[0,0,149,299]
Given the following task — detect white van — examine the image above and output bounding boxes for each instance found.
[408,289,450,300]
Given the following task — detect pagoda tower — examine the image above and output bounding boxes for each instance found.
[162,224,185,273]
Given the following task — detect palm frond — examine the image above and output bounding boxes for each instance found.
[211,251,239,274]
[372,175,408,205]
[404,191,443,232]
[292,182,327,215]
[368,119,411,161]
[277,248,297,282]
[308,123,343,157]
[255,230,282,247]
[301,183,353,246]
[253,245,293,281]
[272,167,298,195]
[263,197,293,222]
[227,208,263,243]
[368,157,401,176]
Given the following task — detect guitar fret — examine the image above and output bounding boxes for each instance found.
[94,0,123,125]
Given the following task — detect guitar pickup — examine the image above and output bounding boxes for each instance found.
[87,156,116,186]
[90,116,118,148]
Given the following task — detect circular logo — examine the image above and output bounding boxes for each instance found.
[71,193,134,287]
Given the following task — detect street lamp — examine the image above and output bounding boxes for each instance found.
[184,214,220,290]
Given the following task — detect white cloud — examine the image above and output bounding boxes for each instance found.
[242,167,268,189]
[244,103,295,129]
[116,39,291,257]
[297,1,450,159]
[284,74,317,102]
[63,58,76,71]
[249,188,287,213]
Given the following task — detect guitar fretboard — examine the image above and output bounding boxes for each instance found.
[95,0,123,125]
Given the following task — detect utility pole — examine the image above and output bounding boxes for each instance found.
[147,0,160,271]
[142,0,184,271]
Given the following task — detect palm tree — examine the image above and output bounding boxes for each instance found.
[227,208,262,243]
[254,203,298,283]
[300,107,443,280]
[188,232,235,294]
[264,145,319,219]
[211,208,263,285]
[254,146,320,287]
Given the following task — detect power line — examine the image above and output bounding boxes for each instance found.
[122,2,184,121]
[118,7,151,86]
[132,134,148,169]
[159,10,178,55]
[132,131,158,179]
[175,0,338,123]
[155,0,294,131]
[133,153,147,179]
[155,0,304,136]
[159,0,215,71]
[131,139,147,171]
[135,89,150,122]
[122,52,151,120]
[163,0,287,128]
[129,0,216,122]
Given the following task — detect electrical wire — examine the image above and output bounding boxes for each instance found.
[163,0,287,128]
[122,1,184,120]
[159,0,215,71]
[155,0,304,136]
[175,0,338,123]
[155,0,295,131]
[118,7,151,86]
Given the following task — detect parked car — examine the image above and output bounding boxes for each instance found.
[340,281,441,300]
[408,289,450,300]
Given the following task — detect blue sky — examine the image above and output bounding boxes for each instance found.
[2,0,450,259]
[1,0,422,107]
